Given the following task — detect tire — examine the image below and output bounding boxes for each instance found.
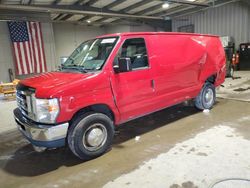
[67,112,114,160]
[194,82,216,110]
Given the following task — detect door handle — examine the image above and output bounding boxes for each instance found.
[151,80,155,91]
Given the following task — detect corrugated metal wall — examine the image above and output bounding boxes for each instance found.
[172,1,250,47]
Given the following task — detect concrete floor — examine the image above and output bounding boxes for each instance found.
[0,72,250,188]
[217,71,250,102]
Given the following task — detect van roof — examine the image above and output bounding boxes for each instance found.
[97,32,218,38]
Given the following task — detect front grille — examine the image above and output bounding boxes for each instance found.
[16,84,36,120]
[16,90,28,115]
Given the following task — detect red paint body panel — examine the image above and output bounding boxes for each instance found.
[19,32,226,125]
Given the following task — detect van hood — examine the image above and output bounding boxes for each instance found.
[20,71,102,98]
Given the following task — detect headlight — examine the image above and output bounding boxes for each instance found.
[34,98,59,124]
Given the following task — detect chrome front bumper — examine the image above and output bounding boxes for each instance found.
[14,108,69,148]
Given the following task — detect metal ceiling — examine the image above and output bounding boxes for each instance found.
[0,0,240,26]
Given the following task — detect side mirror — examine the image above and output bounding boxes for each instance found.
[114,57,132,73]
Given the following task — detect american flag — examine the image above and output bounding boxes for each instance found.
[8,21,47,75]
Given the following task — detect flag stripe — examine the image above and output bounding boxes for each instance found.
[19,43,28,74]
[13,43,21,75]
[29,22,38,73]
[23,42,31,74]
[32,24,40,73]
[37,23,45,72]
[39,22,47,72]
[27,23,35,73]
[16,43,25,75]
[33,22,43,73]
[24,41,33,73]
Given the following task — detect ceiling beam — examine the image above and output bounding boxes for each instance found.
[156,0,219,17]
[136,4,163,15]
[103,0,124,9]
[0,7,165,28]
[166,0,209,7]
[206,0,232,6]
[52,0,62,5]
[53,13,65,20]
[152,5,187,17]
[109,19,142,25]
[0,4,164,20]
[148,0,210,17]
[118,0,209,15]
[98,18,121,27]
[103,1,162,25]
[60,14,73,20]
[74,0,85,5]
[87,16,114,24]
[110,0,209,19]
[87,0,99,6]
[168,6,199,17]
[78,15,91,22]
[94,17,110,23]
[121,0,152,12]
[0,9,51,22]
[169,0,238,17]
[53,19,139,26]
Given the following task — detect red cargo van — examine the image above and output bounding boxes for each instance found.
[14,32,226,159]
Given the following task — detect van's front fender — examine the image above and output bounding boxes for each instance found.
[56,86,120,125]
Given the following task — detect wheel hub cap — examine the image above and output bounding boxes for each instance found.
[205,88,214,106]
[87,128,104,147]
[83,123,107,151]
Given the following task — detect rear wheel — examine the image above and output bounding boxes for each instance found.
[67,112,114,160]
[195,82,216,110]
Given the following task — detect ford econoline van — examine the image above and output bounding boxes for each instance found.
[14,32,226,159]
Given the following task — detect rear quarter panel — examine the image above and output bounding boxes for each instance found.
[146,34,207,107]
[198,37,226,86]
[148,35,205,92]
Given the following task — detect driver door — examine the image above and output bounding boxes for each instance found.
[110,37,155,122]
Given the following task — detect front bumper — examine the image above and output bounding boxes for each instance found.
[14,108,69,148]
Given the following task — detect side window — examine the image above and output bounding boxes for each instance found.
[116,38,149,70]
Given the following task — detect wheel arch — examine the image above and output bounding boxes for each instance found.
[206,74,217,84]
[70,104,115,126]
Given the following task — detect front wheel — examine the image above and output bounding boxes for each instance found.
[194,82,216,110]
[67,112,114,160]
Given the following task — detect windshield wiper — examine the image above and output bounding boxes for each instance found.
[61,65,88,73]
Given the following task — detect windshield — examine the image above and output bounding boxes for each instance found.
[62,37,118,72]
